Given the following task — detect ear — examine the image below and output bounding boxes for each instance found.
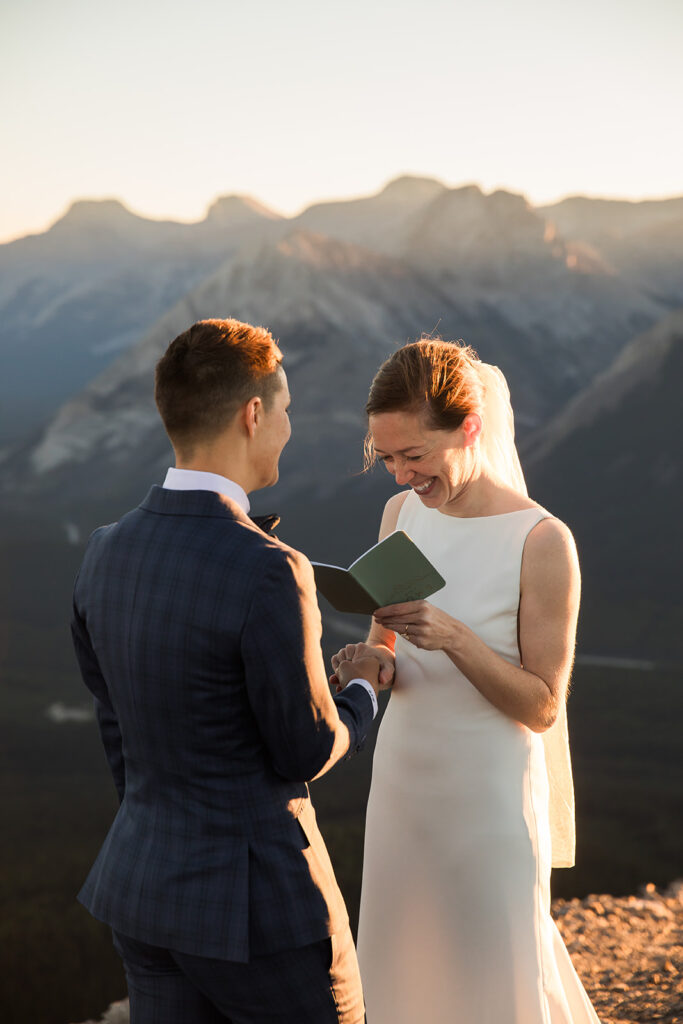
[462,412,482,447]
[243,396,263,439]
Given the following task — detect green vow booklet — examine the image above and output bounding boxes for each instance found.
[311,530,446,615]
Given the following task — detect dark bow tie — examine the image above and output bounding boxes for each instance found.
[249,513,280,535]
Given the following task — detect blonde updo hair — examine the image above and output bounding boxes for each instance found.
[364,337,483,469]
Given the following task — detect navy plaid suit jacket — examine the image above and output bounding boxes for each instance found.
[71,486,374,962]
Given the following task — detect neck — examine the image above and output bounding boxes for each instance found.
[175,445,255,495]
[440,468,507,517]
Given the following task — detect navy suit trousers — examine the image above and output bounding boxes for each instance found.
[113,925,366,1024]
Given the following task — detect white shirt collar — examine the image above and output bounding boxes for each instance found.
[162,468,250,514]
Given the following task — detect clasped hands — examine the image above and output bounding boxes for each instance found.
[329,600,459,693]
[329,642,395,695]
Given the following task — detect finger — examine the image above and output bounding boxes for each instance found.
[376,613,427,631]
[333,645,355,669]
[379,665,394,685]
[374,601,425,618]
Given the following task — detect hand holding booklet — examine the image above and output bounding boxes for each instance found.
[311,530,446,615]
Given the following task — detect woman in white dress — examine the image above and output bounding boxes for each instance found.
[332,338,600,1023]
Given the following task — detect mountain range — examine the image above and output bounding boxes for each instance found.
[525,309,683,618]
[1,174,682,655]
[0,194,281,445]
[3,176,677,448]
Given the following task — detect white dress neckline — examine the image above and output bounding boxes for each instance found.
[436,505,546,520]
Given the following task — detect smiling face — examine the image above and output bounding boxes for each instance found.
[369,408,482,509]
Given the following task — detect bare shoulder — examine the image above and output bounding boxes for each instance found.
[527,515,577,555]
[379,490,410,539]
[522,515,580,590]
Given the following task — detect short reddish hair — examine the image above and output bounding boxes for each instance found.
[155,318,283,451]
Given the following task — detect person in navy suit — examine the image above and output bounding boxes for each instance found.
[71,318,381,1024]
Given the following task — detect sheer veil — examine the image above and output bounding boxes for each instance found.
[475,360,576,869]
[476,362,527,495]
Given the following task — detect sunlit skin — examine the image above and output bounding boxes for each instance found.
[175,366,293,493]
[369,408,484,513]
[331,407,581,733]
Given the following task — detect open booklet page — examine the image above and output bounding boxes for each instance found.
[311,531,445,615]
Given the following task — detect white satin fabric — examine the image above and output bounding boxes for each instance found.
[357,491,599,1023]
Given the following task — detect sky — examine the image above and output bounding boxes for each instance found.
[1,0,682,243]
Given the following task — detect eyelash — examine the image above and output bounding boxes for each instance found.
[379,454,423,462]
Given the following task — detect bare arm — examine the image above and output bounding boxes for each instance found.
[373,518,581,732]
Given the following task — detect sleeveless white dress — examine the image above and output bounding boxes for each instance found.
[357,491,600,1023]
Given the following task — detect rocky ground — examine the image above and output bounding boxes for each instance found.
[76,882,683,1024]
[553,881,683,1023]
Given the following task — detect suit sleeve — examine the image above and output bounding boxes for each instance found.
[241,547,374,782]
[71,581,125,803]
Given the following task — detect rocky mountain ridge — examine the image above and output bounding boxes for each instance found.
[525,309,683,613]
[0,194,281,443]
[2,175,674,520]
[540,196,683,308]
[1,174,682,655]
[2,174,678,445]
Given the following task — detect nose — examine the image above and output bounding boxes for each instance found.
[394,462,415,486]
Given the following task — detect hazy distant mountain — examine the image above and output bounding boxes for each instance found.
[2,177,677,525]
[7,209,657,518]
[540,196,683,308]
[1,232,462,520]
[525,308,683,608]
[3,176,683,621]
[291,175,447,252]
[0,196,282,444]
[0,195,282,281]
[3,176,679,452]
[294,181,666,392]
[5,224,577,553]
[394,186,667,386]
[539,195,683,247]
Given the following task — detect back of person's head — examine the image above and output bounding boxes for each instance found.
[155,318,283,453]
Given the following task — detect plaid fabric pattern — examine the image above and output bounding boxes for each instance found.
[72,486,374,962]
[113,923,365,1023]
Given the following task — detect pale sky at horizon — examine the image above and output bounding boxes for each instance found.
[2,0,682,243]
